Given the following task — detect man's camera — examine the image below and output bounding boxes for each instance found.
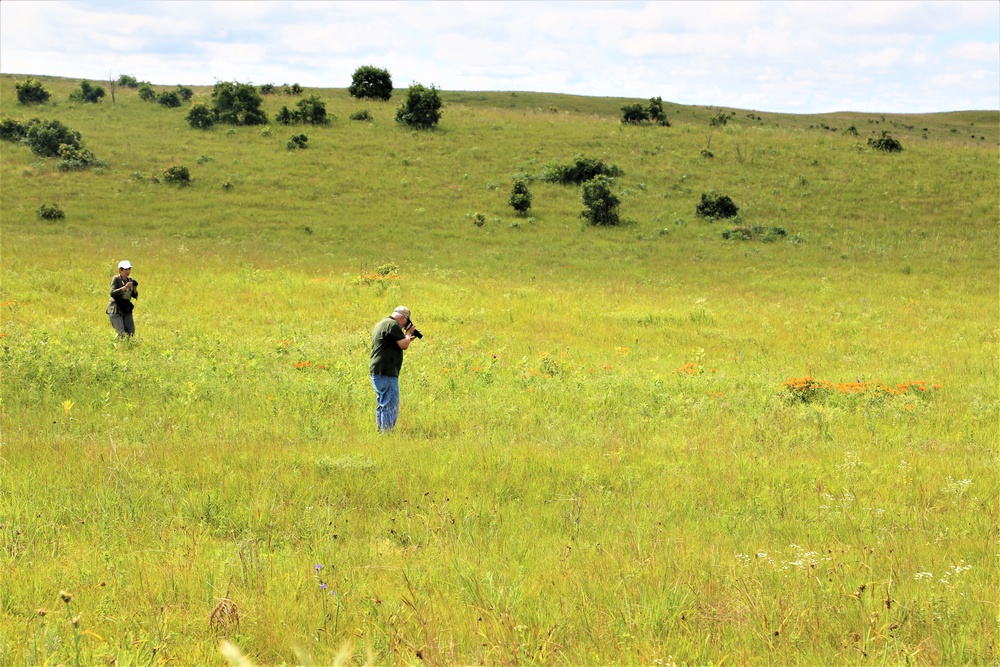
[406,318,423,339]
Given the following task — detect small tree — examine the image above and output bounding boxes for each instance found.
[162,165,191,185]
[211,81,268,126]
[581,175,620,226]
[647,96,669,126]
[156,90,182,108]
[25,119,82,157]
[186,103,215,129]
[395,83,442,129]
[117,74,140,88]
[70,80,106,104]
[277,95,328,125]
[138,84,156,101]
[107,70,119,105]
[0,118,29,142]
[696,191,739,219]
[286,133,308,150]
[176,86,194,102]
[349,65,393,101]
[15,78,50,105]
[260,83,276,95]
[621,103,649,124]
[509,179,532,215]
[868,131,903,152]
[709,111,729,127]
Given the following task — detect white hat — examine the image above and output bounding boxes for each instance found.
[118,260,132,269]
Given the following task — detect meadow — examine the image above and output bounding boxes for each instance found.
[1,74,997,665]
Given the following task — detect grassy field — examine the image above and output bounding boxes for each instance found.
[1,74,997,665]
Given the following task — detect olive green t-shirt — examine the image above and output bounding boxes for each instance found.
[369,317,405,376]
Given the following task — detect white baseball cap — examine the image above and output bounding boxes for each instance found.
[118,260,132,269]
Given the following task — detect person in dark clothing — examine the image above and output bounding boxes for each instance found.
[369,305,418,431]
[106,260,138,337]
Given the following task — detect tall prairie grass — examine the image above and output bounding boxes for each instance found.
[1,75,997,664]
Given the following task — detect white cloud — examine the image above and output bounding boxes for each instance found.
[0,0,996,112]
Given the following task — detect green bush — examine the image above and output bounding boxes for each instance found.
[395,83,442,129]
[509,179,533,214]
[15,78,50,105]
[282,83,304,96]
[647,97,670,126]
[286,134,308,150]
[69,80,106,104]
[37,203,65,220]
[868,131,903,152]
[186,104,215,130]
[116,74,140,88]
[24,119,82,157]
[276,95,328,125]
[539,155,622,185]
[621,103,649,124]
[260,83,276,95]
[211,81,268,126]
[162,165,191,185]
[138,84,156,101]
[696,191,739,219]
[175,86,194,102]
[581,175,621,226]
[349,65,393,101]
[57,145,107,171]
[0,118,29,142]
[156,91,182,108]
[709,111,729,127]
[350,109,372,121]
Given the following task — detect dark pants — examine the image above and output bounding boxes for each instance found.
[109,312,135,337]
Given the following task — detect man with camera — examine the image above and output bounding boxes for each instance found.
[369,305,421,432]
[106,260,139,338]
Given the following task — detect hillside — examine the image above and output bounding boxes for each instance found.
[1,73,997,665]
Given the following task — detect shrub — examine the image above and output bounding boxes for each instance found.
[156,91,182,108]
[117,74,140,88]
[69,80,106,104]
[57,144,107,171]
[621,103,649,124]
[162,165,191,185]
[509,179,532,214]
[277,95,329,125]
[868,131,903,152]
[175,86,194,102]
[539,155,622,185]
[647,96,670,126]
[581,175,621,226]
[186,104,215,129]
[16,78,51,105]
[0,118,28,142]
[138,84,156,101]
[696,191,739,219]
[709,111,729,127]
[350,109,372,121]
[395,83,442,129]
[282,83,304,96]
[349,65,393,101]
[286,133,308,150]
[25,118,82,157]
[37,203,65,220]
[211,81,268,126]
[260,83,276,95]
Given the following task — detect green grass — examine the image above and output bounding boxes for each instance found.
[1,74,998,665]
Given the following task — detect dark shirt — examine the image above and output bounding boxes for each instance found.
[369,317,405,376]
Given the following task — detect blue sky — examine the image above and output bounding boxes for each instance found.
[1,0,997,113]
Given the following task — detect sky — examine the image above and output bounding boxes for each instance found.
[1,1,997,114]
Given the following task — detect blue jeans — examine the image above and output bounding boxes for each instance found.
[370,374,400,432]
